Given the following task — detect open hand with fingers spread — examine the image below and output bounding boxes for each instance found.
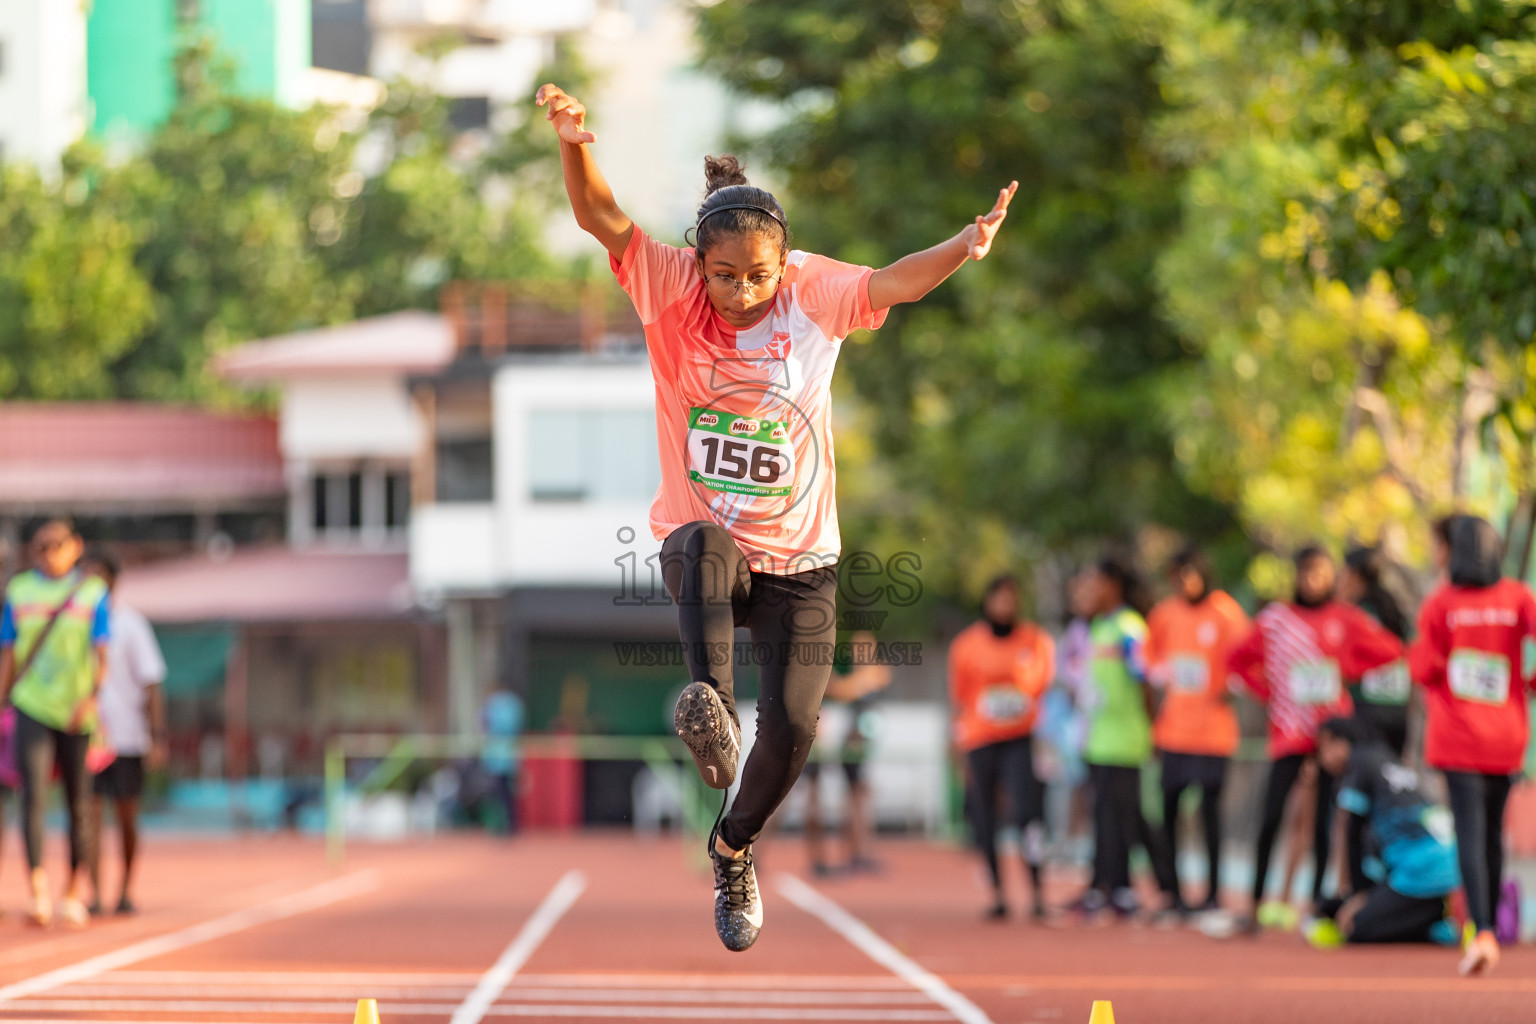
[535,83,597,145]
[963,181,1018,260]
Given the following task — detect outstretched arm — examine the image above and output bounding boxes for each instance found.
[535,84,634,261]
[867,181,1017,310]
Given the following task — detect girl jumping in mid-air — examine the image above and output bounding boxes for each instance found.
[537,83,1016,951]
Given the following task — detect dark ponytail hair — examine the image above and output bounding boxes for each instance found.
[1343,545,1411,640]
[1319,714,1380,749]
[1434,514,1503,589]
[688,155,789,255]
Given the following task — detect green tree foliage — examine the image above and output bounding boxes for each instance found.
[1157,0,1536,576]
[0,165,154,398]
[0,40,553,403]
[697,0,1236,598]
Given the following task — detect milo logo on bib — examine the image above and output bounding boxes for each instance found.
[687,406,796,498]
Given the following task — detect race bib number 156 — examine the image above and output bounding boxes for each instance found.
[687,407,795,498]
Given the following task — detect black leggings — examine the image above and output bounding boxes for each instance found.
[15,709,95,873]
[1088,763,1177,899]
[1251,753,1336,906]
[1444,770,1514,934]
[966,736,1045,897]
[660,521,838,852]
[1162,782,1222,905]
[1318,887,1447,943]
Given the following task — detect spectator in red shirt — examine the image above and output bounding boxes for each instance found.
[1228,546,1403,931]
[1409,514,1536,977]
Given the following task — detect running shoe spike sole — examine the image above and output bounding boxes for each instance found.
[674,682,740,790]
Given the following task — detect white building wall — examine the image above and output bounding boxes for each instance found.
[281,376,424,461]
[0,0,88,171]
[493,359,658,587]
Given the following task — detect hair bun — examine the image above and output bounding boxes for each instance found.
[703,154,750,196]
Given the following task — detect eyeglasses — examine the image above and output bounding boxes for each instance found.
[703,271,783,301]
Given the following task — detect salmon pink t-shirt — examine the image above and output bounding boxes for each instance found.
[611,228,886,574]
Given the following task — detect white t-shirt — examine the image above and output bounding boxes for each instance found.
[98,603,166,756]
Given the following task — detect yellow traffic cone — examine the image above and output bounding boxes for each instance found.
[1088,1001,1116,1024]
[354,998,380,1024]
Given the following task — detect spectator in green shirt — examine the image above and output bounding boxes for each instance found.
[1073,557,1180,922]
[0,518,110,928]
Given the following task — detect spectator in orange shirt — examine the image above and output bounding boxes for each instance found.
[1144,547,1250,913]
[948,575,1056,921]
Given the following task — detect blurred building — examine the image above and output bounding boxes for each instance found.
[0,0,314,169]
[89,0,314,140]
[0,404,286,561]
[188,291,676,794]
[0,0,89,169]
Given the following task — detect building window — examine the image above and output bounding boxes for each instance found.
[312,475,328,532]
[308,465,409,536]
[528,410,659,503]
[346,471,363,529]
[385,471,410,528]
[436,438,494,502]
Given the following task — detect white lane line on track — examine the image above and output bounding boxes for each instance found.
[0,872,380,1008]
[57,987,931,1006]
[108,971,483,985]
[778,875,994,1024]
[487,1007,953,1021]
[449,869,587,1024]
[0,1010,950,1024]
[510,975,915,990]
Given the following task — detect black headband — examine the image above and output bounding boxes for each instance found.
[695,202,787,233]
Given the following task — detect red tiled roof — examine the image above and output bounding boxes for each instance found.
[216,311,455,380]
[0,404,284,509]
[115,546,415,623]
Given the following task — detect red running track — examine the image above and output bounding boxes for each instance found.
[0,834,1527,1024]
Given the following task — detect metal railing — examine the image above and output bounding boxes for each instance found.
[322,733,721,867]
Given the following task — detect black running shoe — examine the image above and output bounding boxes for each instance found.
[709,833,762,952]
[674,682,740,790]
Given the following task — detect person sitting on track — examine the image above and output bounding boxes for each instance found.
[1227,545,1403,933]
[1306,716,1460,949]
[1144,546,1250,915]
[537,82,1018,951]
[948,575,1055,921]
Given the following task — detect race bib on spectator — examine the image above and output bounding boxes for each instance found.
[1448,650,1511,705]
[1169,655,1210,694]
[1288,659,1341,706]
[978,686,1030,724]
[687,407,795,498]
[1360,660,1410,705]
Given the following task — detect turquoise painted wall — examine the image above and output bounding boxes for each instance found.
[88,0,312,137]
[87,0,179,137]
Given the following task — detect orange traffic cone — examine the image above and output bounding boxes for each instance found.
[1088,1001,1116,1024]
[354,999,380,1024]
